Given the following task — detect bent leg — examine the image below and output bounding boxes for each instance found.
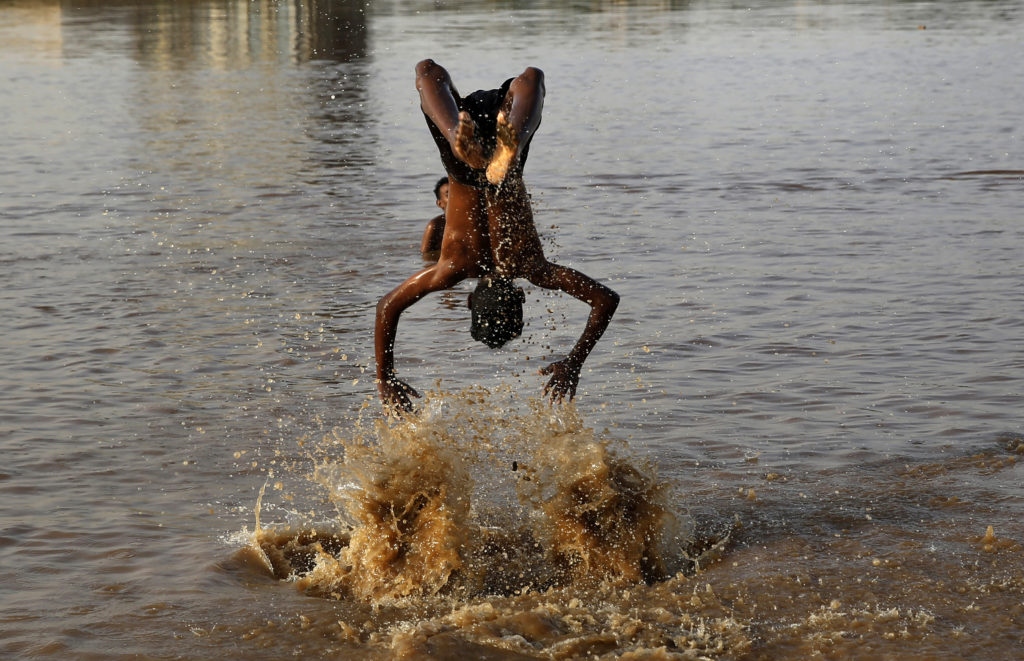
[488,67,545,185]
[415,59,460,135]
[415,59,488,170]
[502,66,545,153]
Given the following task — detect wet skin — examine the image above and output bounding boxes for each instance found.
[420,180,448,257]
[375,59,619,412]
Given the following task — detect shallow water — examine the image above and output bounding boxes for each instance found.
[2,0,1022,658]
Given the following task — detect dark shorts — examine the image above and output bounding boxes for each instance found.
[424,78,534,189]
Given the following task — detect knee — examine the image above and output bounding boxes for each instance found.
[520,66,544,85]
[415,59,436,75]
[415,59,446,83]
[512,67,545,96]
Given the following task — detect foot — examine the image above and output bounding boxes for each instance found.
[453,111,489,170]
[486,111,519,186]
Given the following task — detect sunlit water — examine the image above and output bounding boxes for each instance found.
[2,0,1022,658]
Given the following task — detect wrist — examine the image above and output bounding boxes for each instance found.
[563,355,583,372]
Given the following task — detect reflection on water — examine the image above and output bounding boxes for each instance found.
[58,0,367,63]
[124,0,365,66]
[2,0,1023,658]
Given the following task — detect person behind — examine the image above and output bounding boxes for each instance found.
[420,176,449,258]
[375,59,619,412]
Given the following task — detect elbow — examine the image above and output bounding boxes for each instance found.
[604,287,620,317]
[586,285,618,319]
[376,294,392,324]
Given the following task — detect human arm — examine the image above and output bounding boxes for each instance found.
[420,214,446,257]
[527,263,619,402]
[375,264,465,411]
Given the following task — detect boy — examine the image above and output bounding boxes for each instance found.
[375,59,619,412]
[420,176,449,257]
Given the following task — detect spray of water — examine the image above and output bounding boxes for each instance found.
[251,387,706,606]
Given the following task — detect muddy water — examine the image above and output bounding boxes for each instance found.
[2,0,1023,659]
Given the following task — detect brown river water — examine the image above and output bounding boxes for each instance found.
[2,0,1023,658]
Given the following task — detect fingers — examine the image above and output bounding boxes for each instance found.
[542,375,575,405]
[385,376,419,397]
[383,395,412,415]
[390,387,419,414]
[379,377,420,414]
[541,374,554,399]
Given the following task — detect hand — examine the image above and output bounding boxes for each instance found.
[378,374,420,413]
[539,358,580,404]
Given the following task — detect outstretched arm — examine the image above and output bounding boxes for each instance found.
[527,263,619,402]
[375,264,466,411]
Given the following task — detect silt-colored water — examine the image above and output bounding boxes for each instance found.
[1,0,1022,658]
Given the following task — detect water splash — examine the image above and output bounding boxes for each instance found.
[250,387,703,605]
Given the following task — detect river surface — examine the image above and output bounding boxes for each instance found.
[2,1,1022,659]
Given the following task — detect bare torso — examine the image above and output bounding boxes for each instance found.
[437,177,547,281]
[375,60,619,411]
